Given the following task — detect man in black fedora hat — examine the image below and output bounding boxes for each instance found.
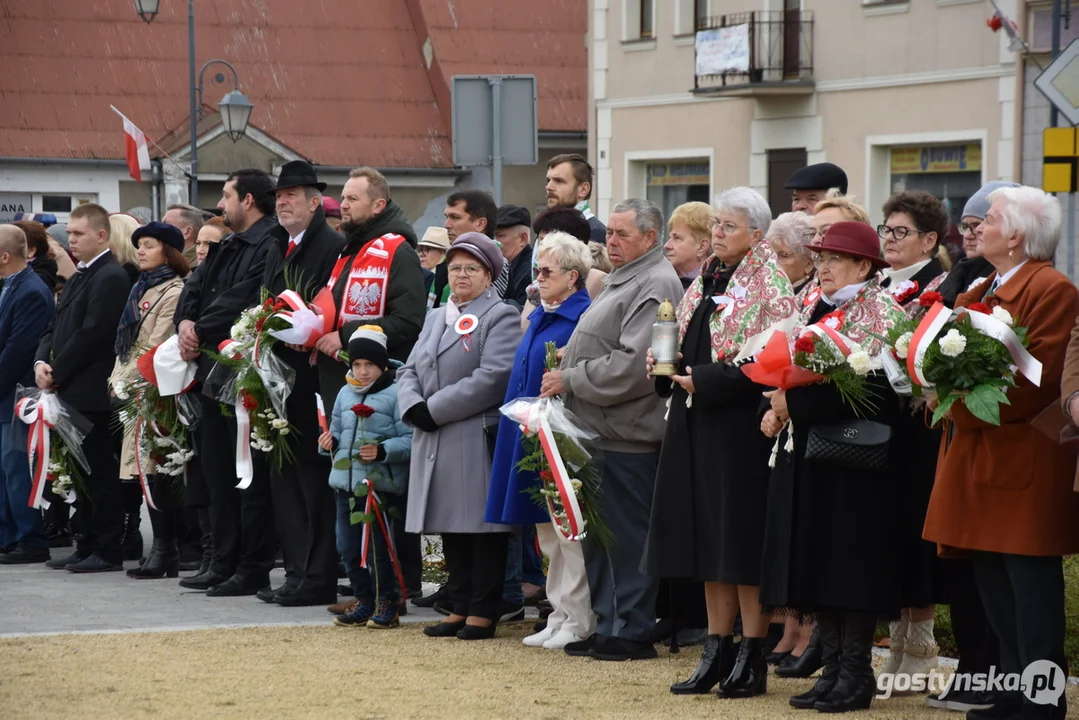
[785,162,849,215]
[258,159,346,606]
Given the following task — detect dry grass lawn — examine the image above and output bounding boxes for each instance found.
[1,622,1074,719]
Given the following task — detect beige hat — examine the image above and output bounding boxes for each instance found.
[418,226,450,251]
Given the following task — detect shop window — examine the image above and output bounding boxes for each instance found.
[889,143,982,227]
[645,160,711,222]
[42,195,73,213]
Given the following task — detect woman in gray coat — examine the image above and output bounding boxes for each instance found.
[398,231,522,640]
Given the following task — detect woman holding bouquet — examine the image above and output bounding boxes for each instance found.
[759,221,906,713]
[644,187,798,699]
[108,222,189,579]
[484,232,594,650]
[925,186,1079,720]
[398,232,521,640]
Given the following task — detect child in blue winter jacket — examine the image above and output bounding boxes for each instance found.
[318,325,412,629]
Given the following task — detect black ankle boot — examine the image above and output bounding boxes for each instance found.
[790,612,843,709]
[121,511,143,562]
[775,625,824,678]
[718,636,767,699]
[194,507,213,576]
[670,634,736,694]
[127,539,180,579]
[814,612,877,714]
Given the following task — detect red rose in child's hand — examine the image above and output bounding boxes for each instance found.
[241,392,258,411]
[918,291,944,307]
[794,336,816,354]
[352,403,375,419]
[966,302,991,314]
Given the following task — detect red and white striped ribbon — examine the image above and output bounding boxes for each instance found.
[15,394,56,510]
[219,339,254,488]
[537,414,587,542]
[961,307,1042,386]
[133,415,160,512]
[907,302,955,387]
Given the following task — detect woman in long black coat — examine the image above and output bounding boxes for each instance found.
[643,188,798,699]
[760,221,907,713]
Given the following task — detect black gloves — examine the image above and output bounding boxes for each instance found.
[404,402,439,433]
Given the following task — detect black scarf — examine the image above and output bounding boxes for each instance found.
[115,265,176,363]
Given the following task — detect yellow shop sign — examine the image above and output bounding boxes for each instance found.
[647,161,710,186]
[890,144,982,174]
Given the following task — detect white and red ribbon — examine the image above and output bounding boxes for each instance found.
[316,393,329,434]
[219,339,255,489]
[15,394,57,510]
[357,479,408,599]
[267,290,330,348]
[132,416,160,512]
[800,323,855,358]
[962,308,1042,386]
[907,301,953,387]
[537,414,587,541]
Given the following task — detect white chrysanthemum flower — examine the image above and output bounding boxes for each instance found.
[48,462,62,473]
[266,411,276,420]
[57,475,71,485]
[939,329,967,357]
[570,479,583,492]
[846,351,872,375]
[991,306,1013,326]
[271,418,288,429]
[895,332,913,359]
[278,428,290,436]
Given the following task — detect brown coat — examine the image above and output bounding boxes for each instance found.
[923,260,1079,557]
[108,277,184,479]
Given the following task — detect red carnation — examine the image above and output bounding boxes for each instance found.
[352,403,375,419]
[794,336,816,354]
[241,392,258,411]
[255,316,267,332]
[967,301,991,314]
[918,291,944,307]
[538,470,554,484]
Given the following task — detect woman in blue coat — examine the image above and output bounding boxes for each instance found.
[485,232,595,650]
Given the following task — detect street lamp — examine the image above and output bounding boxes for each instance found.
[134,0,254,207]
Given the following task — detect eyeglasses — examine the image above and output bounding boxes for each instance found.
[811,253,849,269]
[447,263,484,276]
[417,246,439,254]
[535,265,566,280]
[958,221,981,235]
[708,219,756,235]
[877,224,923,241]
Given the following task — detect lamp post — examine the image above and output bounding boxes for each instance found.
[133,0,254,207]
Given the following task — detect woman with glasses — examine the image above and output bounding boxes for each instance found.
[399,232,522,640]
[644,187,798,699]
[485,232,594,650]
[760,222,906,713]
[938,182,1019,308]
[874,191,951,692]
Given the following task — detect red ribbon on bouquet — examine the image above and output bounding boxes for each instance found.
[740,330,824,389]
[14,394,57,510]
[536,413,587,541]
[358,479,408,600]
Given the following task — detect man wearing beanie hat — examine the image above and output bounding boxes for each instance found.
[319,325,411,628]
[785,162,849,214]
[256,160,347,607]
[937,181,1021,307]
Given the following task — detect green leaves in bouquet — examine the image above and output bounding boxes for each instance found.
[794,337,878,417]
[544,341,560,372]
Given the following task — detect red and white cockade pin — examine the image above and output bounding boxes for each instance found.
[454,313,479,351]
[141,300,152,310]
[804,286,821,308]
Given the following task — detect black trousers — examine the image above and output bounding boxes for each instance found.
[391,491,422,593]
[443,532,509,621]
[972,552,1068,717]
[269,456,336,594]
[200,395,274,582]
[73,411,123,563]
[148,474,182,544]
[184,422,211,508]
[942,558,999,676]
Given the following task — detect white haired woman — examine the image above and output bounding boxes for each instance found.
[644,187,798,699]
[766,211,815,294]
[485,232,594,650]
[927,186,1079,720]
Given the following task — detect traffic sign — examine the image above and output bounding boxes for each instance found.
[1035,38,1079,127]
[1043,127,1079,193]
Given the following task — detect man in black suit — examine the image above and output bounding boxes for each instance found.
[257,161,345,606]
[174,168,279,597]
[35,203,130,573]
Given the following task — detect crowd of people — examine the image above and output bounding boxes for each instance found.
[0,153,1077,719]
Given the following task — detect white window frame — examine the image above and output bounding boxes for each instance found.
[623,0,657,43]
[624,147,715,207]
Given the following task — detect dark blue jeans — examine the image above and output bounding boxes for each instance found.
[334,489,398,604]
[0,421,47,549]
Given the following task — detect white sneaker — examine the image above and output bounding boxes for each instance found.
[542,629,584,650]
[523,626,558,647]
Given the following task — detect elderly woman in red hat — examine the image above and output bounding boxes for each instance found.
[759,221,907,713]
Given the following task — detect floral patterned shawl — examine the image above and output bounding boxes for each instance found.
[798,276,907,356]
[676,239,798,362]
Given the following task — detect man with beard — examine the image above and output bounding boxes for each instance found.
[175,168,279,597]
[257,161,346,607]
[545,154,606,245]
[313,168,425,609]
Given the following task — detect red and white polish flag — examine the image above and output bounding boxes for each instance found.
[111,106,151,182]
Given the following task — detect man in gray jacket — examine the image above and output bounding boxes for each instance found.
[540,198,683,661]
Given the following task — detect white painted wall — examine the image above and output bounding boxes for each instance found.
[0,164,129,216]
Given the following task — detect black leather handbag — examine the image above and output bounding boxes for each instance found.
[804,420,892,473]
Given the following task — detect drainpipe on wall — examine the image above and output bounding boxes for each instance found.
[151,160,163,221]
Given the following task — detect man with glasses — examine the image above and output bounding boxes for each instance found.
[784,163,848,215]
[938,182,1019,308]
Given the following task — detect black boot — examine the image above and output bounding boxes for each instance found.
[718,636,767,699]
[814,612,878,713]
[670,634,737,694]
[775,625,824,678]
[192,506,213,576]
[127,539,180,578]
[790,612,843,709]
[120,481,144,561]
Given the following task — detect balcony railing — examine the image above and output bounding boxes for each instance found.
[693,10,814,95]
